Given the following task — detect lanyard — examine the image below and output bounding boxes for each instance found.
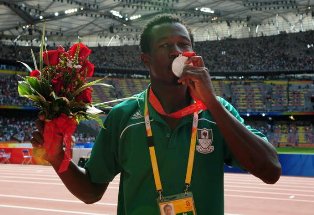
[144,88,199,198]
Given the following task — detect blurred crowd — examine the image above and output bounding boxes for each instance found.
[1,74,313,112]
[0,116,35,142]
[0,75,34,106]
[246,119,314,147]
[0,30,313,73]
[0,30,313,147]
[0,115,96,144]
[195,30,314,73]
[0,114,313,147]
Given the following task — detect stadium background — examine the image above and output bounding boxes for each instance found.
[0,1,313,169]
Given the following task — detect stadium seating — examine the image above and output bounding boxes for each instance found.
[0,149,11,164]
[0,30,313,149]
[1,30,313,73]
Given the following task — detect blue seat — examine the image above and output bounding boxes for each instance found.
[22,149,32,165]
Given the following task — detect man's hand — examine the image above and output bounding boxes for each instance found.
[178,56,216,106]
[31,115,108,203]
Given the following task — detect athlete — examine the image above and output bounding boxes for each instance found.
[32,14,281,215]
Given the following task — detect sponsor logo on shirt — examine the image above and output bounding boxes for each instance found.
[131,111,144,120]
[196,128,214,154]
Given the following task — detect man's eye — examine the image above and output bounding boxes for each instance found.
[179,42,191,48]
[160,44,169,48]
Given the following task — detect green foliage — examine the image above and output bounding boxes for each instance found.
[26,77,41,92]
[16,36,133,129]
[17,81,33,96]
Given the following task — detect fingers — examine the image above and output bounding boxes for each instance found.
[31,114,46,148]
[31,130,44,147]
[186,56,205,67]
[178,66,209,85]
[38,113,45,121]
[181,55,208,82]
[178,63,214,101]
[35,119,44,133]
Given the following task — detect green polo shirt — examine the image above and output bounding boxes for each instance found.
[85,90,267,215]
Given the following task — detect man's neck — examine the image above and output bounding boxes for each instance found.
[150,82,191,114]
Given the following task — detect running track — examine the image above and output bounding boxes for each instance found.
[0,164,313,215]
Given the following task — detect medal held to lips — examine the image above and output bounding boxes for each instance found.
[172,51,196,77]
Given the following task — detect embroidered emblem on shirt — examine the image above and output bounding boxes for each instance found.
[196,128,214,154]
[131,111,143,120]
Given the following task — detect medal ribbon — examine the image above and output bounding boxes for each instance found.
[144,88,199,194]
[149,87,206,119]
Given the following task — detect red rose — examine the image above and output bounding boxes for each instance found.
[30,70,41,78]
[81,60,94,77]
[57,45,65,53]
[75,87,92,103]
[43,46,65,66]
[68,43,91,60]
[43,50,58,65]
[51,76,63,94]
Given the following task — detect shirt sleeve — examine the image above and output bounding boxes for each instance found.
[217,96,269,167]
[84,110,121,183]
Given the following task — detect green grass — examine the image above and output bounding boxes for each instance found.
[276,147,314,154]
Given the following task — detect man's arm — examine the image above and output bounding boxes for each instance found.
[179,56,281,184]
[205,98,281,184]
[31,119,108,204]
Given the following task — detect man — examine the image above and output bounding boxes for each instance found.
[163,204,174,215]
[32,14,281,215]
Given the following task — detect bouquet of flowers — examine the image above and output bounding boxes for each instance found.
[18,41,110,173]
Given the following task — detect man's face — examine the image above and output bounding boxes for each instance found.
[164,205,173,215]
[142,22,193,86]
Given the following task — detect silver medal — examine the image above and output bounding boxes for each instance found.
[172,54,188,78]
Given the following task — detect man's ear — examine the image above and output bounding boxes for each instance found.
[141,53,151,69]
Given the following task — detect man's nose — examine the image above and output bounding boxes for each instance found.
[169,44,182,58]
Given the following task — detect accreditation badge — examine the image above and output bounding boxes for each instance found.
[157,192,197,215]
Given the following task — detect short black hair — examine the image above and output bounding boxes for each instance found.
[139,14,194,53]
